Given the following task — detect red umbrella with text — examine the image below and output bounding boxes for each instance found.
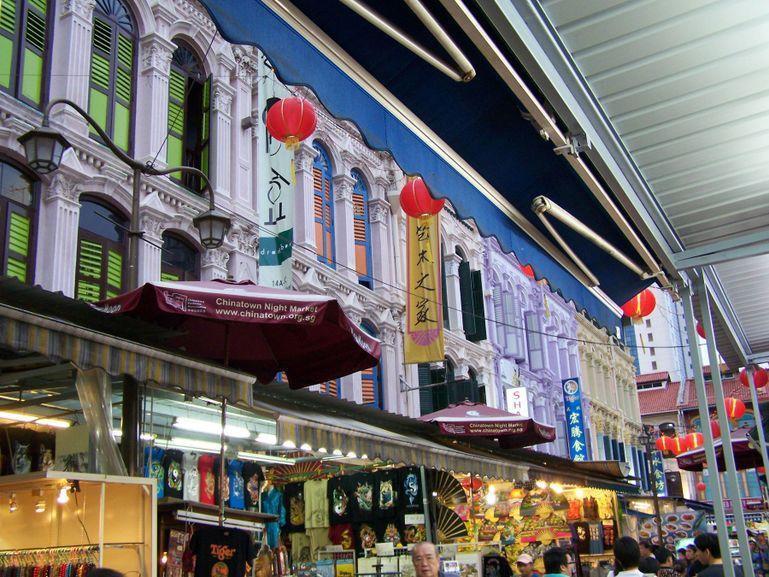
[419,400,556,449]
[93,279,380,389]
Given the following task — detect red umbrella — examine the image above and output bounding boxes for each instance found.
[94,279,380,389]
[419,400,556,449]
[676,428,768,472]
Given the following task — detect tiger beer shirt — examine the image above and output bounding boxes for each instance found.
[188,526,257,577]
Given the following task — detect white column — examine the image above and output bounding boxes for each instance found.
[228,225,258,282]
[368,197,392,297]
[201,248,230,280]
[332,174,357,281]
[49,0,95,132]
[211,81,235,206]
[137,214,163,285]
[231,50,257,215]
[380,325,399,412]
[36,173,81,296]
[293,143,317,250]
[444,252,463,331]
[135,35,174,166]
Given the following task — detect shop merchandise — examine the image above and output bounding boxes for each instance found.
[572,522,591,554]
[228,459,245,510]
[284,482,306,532]
[303,478,329,528]
[349,473,375,521]
[582,497,600,521]
[567,498,582,520]
[36,433,55,472]
[10,438,32,474]
[188,525,257,577]
[214,457,230,506]
[243,461,263,510]
[328,523,354,550]
[376,470,398,517]
[483,553,513,577]
[376,520,402,544]
[261,485,286,548]
[0,558,94,577]
[601,520,615,549]
[328,476,352,524]
[306,527,331,556]
[198,454,217,505]
[164,449,184,499]
[167,529,190,577]
[398,467,422,512]
[289,532,312,564]
[588,523,604,554]
[144,446,166,498]
[183,452,200,502]
[354,522,377,552]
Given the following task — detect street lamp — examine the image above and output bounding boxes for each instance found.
[18,98,231,289]
[639,426,664,546]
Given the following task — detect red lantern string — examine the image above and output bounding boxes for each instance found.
[739,367,769,388]
[620,289,656,320]
[685,432,704,451]
[724,397,746,421]
[399,177,445,217]
[655,436,670,452]
[668,437,687,456]
[710,419,721,438]
[265,97,317,149]
[696,481,707,492]
[696,321,706,339]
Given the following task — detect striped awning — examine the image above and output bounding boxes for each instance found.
[0,305,254,405]
[276,409,529,481]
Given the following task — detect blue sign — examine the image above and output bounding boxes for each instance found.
[651,450,668,497]
[562,378,588,462]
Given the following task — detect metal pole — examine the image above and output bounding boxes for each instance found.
[697,276,753,576]
[219,396,227,526]
[128,167,142,290]
[120,375,140,476]
[680,283,735,577]
[747,368,769,480]
[644,441,663,545]
[419,466,433,541]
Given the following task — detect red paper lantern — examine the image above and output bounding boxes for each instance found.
[696,481,707,492]
[655,436,670,452]
[399,177,445,217]
[724,397,746,420]
[759,467,766,475]
[696,321,706,339]
[621,289,656,320]
[710,419,721,438]
[685,432,704,451]
[739,367,769,388]
[669,437,687,455]
[265,97,317,149]
[520,264,535,279]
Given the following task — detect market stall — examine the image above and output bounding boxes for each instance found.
[618,495,711,548]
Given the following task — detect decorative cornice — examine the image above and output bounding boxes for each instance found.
[61,0,95,20]
[140,37,174,74]
[46,172,80,204]
[139,213,165,240]
[202,248,230,269]
[213,84,234,115]
[332,175,354,203]
[369,199,390,224]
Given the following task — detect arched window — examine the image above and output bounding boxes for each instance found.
[161,232,200,281]
[76,197,128,301]
[360,321,382,408]
[456,247,486,342]
[0,160,36,282]
[88,0,136,151]
[525,311,545,370]
[168,40,210,192]
[351,170,373,288]
[312,142,334,266]
[0,0,51,107]
[469,368,485,405]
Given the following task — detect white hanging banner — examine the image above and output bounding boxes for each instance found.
[257,56,294,289]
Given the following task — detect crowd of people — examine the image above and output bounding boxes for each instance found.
[409,533,754,577]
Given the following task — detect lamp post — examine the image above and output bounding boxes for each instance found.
[639,426,664,547]
[18,98,231,291]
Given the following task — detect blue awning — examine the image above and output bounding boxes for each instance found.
[198,0,654,332]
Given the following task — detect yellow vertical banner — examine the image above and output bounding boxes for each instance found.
[405,213,445,364]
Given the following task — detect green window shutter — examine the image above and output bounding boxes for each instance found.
[418,363,433,416]
[92,18,111,55]
[28,0,46,13]
[430,364,448,412]
[117,33,132,69]
[0,1,16,33]
[90,53,110,89]
[23,8,44,51]
[106,248,122,292]
[0,1,16,90]
[458,260,475,336]
[113,102,129,151]
[161,271,180,282]
[0,36,13,90]
[76,238,103,302]
[20,49,41,104]
[6,211,30,282]
[467,270,487,342]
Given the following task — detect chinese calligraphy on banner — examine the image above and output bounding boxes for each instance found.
[404,214,445,364]
[562,378,588,462]
[651,450,668,497]
[257,57,294,289]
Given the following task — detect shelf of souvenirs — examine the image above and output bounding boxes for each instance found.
[157,498,277,531]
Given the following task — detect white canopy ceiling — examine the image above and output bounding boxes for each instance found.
[479,0,769,366]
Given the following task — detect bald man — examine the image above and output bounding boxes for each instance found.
[412,542,442,577]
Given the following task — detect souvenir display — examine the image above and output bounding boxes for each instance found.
[328,476,352,524]
[399,467,422,512]
[164,449,184,499]
[243,461,264,510]
[349,473,375,521]
[262,485,286,548]
[183,452,201,502]
[187,526,257,577]
[198,454,216,505]
[303,479,329,528]
[228,459,245,510]
[144,446,165,498]
[283,482,306,531]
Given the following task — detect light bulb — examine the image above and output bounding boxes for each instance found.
[282,440,297,449]
[318,447,328,454]
[35,498,46,513]
[57,486,70,504]
[8,493,18,513]
[535,480,548,490]
[346,451,357,459]
[300,443,312,451]
[550,484,564,494]
[360,454,369,460]
[332,449,343,456]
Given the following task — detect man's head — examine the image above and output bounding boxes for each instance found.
[694,533,721,566]
[639,557,660,575]
[639,540,654,558]
[685,545,696,561]
[543,547,568,576]
[412,542,440,577]
[516,554,535,577]
[676,548,687,561]
[614,537,641,571]
[655,548,673,568]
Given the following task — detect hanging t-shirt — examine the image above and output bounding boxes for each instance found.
[144,446,165,498]
[183,453,200,502]
[588,523,604,555]
[214,457,230,507]
[242,462,263,510]
[398,467,422,512]
[328,476,352,524]
[198,454,217,505]
[164,449,184,499]
[188,525,257,577]
[328,524,354,550]
[376,520,402,545]
[304,479,329,528]
[571,522,591,554]
[354,522,377,553]
[261,487,286,548]
[283,482,305,532]
[349,473,376,521]
[376,470,398,517]
[228,460,245,510]
[35,432,56,472]
[601,520,615,549]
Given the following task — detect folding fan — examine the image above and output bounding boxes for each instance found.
[430,470,467,506]
[435,504,469,542]
[269,460,322,483]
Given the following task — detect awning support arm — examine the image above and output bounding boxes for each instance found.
[338,0,475,82]
[532,196,657,282]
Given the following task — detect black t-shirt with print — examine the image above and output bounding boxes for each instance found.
[283,482,305,532]
[242,462,263,510]
[188,526,257,577]
[375,470,398,518]
[349,473,376,522]
[398,467,422,513]
[328,475,353,524]
[163,449,184,499]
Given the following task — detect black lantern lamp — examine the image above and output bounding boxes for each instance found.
[18,126,72,175]
[193,208,231,249]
